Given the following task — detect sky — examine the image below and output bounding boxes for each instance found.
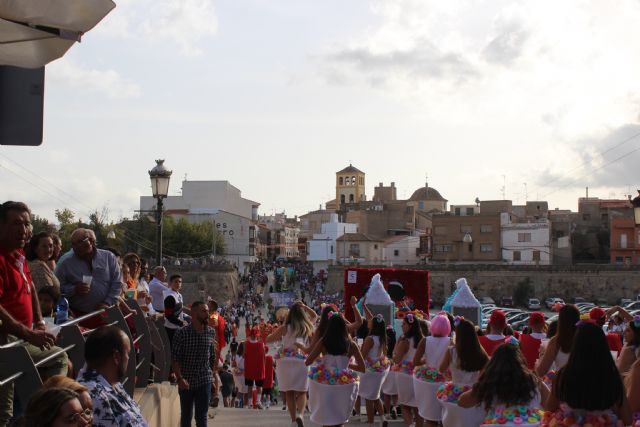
[2,0,640,224]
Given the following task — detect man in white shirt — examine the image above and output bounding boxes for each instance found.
[148,266,168,312]
[163,274,189,345]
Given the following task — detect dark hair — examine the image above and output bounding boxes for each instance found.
[418,319,430,337]
[455,319,489,372]
[37,285,60,302]
[403,315,423,349]
[84,325,128,368]
[0,201,30,223]
[25,232,53,261]
[322,314,349,356]
[22,387,79,427]
[547,320,558,338]
[237,341,244,357]
[368,315,388,356]
[315,305,336,343]
[626,320,640,348]
[386,327,396,358]
[191,300,206,311]
[557,305,580,353]
[554,323,624,410]
[472,343,538,409]
[169,274,182,283]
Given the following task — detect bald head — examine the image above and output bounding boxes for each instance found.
[71,228,96,257]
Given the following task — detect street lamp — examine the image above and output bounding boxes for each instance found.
[148,159,172,266]
[462,232,473,244]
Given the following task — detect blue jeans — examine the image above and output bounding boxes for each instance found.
[179,383,211,427]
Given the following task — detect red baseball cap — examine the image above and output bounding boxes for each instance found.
[589,307,606,321]
[489,310,506,326]
[529,312,545,325]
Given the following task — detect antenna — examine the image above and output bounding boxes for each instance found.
[500,175,506,200]
[524,182,528,202]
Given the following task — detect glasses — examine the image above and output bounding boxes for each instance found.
[72,236,93,246]
[65,408,92,424]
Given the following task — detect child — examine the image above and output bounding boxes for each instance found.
[543,322,631,426]
[459,340,549,426]
[438,317,488,427]
[163,274,189,346]
[244,327,266,409]
[359,313,390,427]
[306,311,366,427]
[392,313,424,427]
[413,313,452,426]
[232,342,248,408]
[38,286,60,319]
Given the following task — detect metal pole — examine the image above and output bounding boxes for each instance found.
[156,198,163,266]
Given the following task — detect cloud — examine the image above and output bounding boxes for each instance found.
[48,59,141,99]
[482,27,529,66]
[95,0,218,56]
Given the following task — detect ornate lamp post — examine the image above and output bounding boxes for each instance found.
[149,159,172,266]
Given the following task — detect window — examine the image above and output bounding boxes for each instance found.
[466,207,474,215]
[480,244,492,252]
[249,227,255,238]
[460,225,473,233]
[434,226,447,235]
[340,195,345,204]
[480,224,492,233]
[349,194,355,202]
[517,233,532,242]
[418,201,424,209]
[615,256,623,264]
[330,245,334,254]
[454,207,461,216]
[554,231,565,238]
[394,249,399,256]
[621,234,628,249]
[513,251,521,261]
[582,213,591,221]
[374,244,378,249]
[626,257,632,264]
[601,213,609,222]
[349,243,360,257]
[339,177,343,186]
[351,176,356,185]
[434,244,453,252]
[533,250,541,261]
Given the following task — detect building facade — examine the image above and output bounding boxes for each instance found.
[307,214,358,271]
[336,233,383,265]
[431,213,502,262]
[500,212,551,265]
[383,235,421,266]
[610,217,639,264]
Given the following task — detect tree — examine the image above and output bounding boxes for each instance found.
[30,214,55,234]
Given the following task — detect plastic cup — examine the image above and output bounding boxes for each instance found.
[126,289,136,299]
[82,275,92,289]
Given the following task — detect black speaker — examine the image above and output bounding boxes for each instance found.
[0,65,45,146]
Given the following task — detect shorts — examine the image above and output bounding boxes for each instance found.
[245,378,264,387]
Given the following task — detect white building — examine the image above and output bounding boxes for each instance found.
[307,214,358,271]
[500,212,551,265]
[383,235,421,266]
[139,180,259,268]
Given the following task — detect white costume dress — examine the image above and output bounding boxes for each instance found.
[308,353,359,426]
[274,326,309,392]
[438,348,485,427]
[233,355,248,394]
[395,338,418,407]
[413,336,450,421]
[358,336,390,400]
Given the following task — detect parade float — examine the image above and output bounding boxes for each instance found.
[443,277,482,326]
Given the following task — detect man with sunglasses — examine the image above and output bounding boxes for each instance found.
[56,228,123,326]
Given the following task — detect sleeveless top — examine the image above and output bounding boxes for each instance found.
[403,338,418,363]
[424,336,450,369]
[449,348,481,385]
[367,336,383,359]
[554,350,570,370]
[282,325,307,350]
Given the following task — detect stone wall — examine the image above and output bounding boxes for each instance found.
[326,264,640,305]
[166,266,240,305]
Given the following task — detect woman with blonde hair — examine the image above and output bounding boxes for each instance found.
[266,301,317,427]
[42,375,92,413]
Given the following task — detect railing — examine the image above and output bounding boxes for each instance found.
[0,300,171,406]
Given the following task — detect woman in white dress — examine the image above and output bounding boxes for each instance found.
[438,318,488,427]
[359,313,391,427]
[266,301,317,427]
[535,305,580,377]
[382,326,399,420]
[412,314,452,426]
[392,313,424,427]
[232,342,248,407]
[306,311,366,427]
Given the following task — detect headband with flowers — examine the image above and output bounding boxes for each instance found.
[327,311,340,320]
[454,316,465,327]
[405,313,415,324]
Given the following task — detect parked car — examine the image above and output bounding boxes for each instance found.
[501,297,514,307]
[545,297,564,309]
[480,296,496,305]
[572,297,586,304]
[624,301,640,311]
[620,298,632,307]
[527,298,541,310]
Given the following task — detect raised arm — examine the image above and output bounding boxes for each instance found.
[347,296,363,334]
[607,305,634,322]
[305,340,324,366]
[265,324,287,343]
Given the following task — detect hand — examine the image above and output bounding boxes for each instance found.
[137,290,148,299]
[75,282,90,295]
[177,378,190,390]
[350,296,357,306]
[34,322,47,332]
[26,329,55,350]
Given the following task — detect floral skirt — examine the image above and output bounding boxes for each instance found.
[437,382,484,427]
[541,405,623,427]
[482,406,544,426]
[413,378,443,421]
[308,380,359,426]
[275,357,309,392]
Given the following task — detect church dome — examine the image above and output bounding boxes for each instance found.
[409,185,447,202]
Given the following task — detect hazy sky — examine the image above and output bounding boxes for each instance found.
[2,0,640,223]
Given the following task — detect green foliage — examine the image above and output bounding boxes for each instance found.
[30,214,55,234]
[514,277,533,307]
